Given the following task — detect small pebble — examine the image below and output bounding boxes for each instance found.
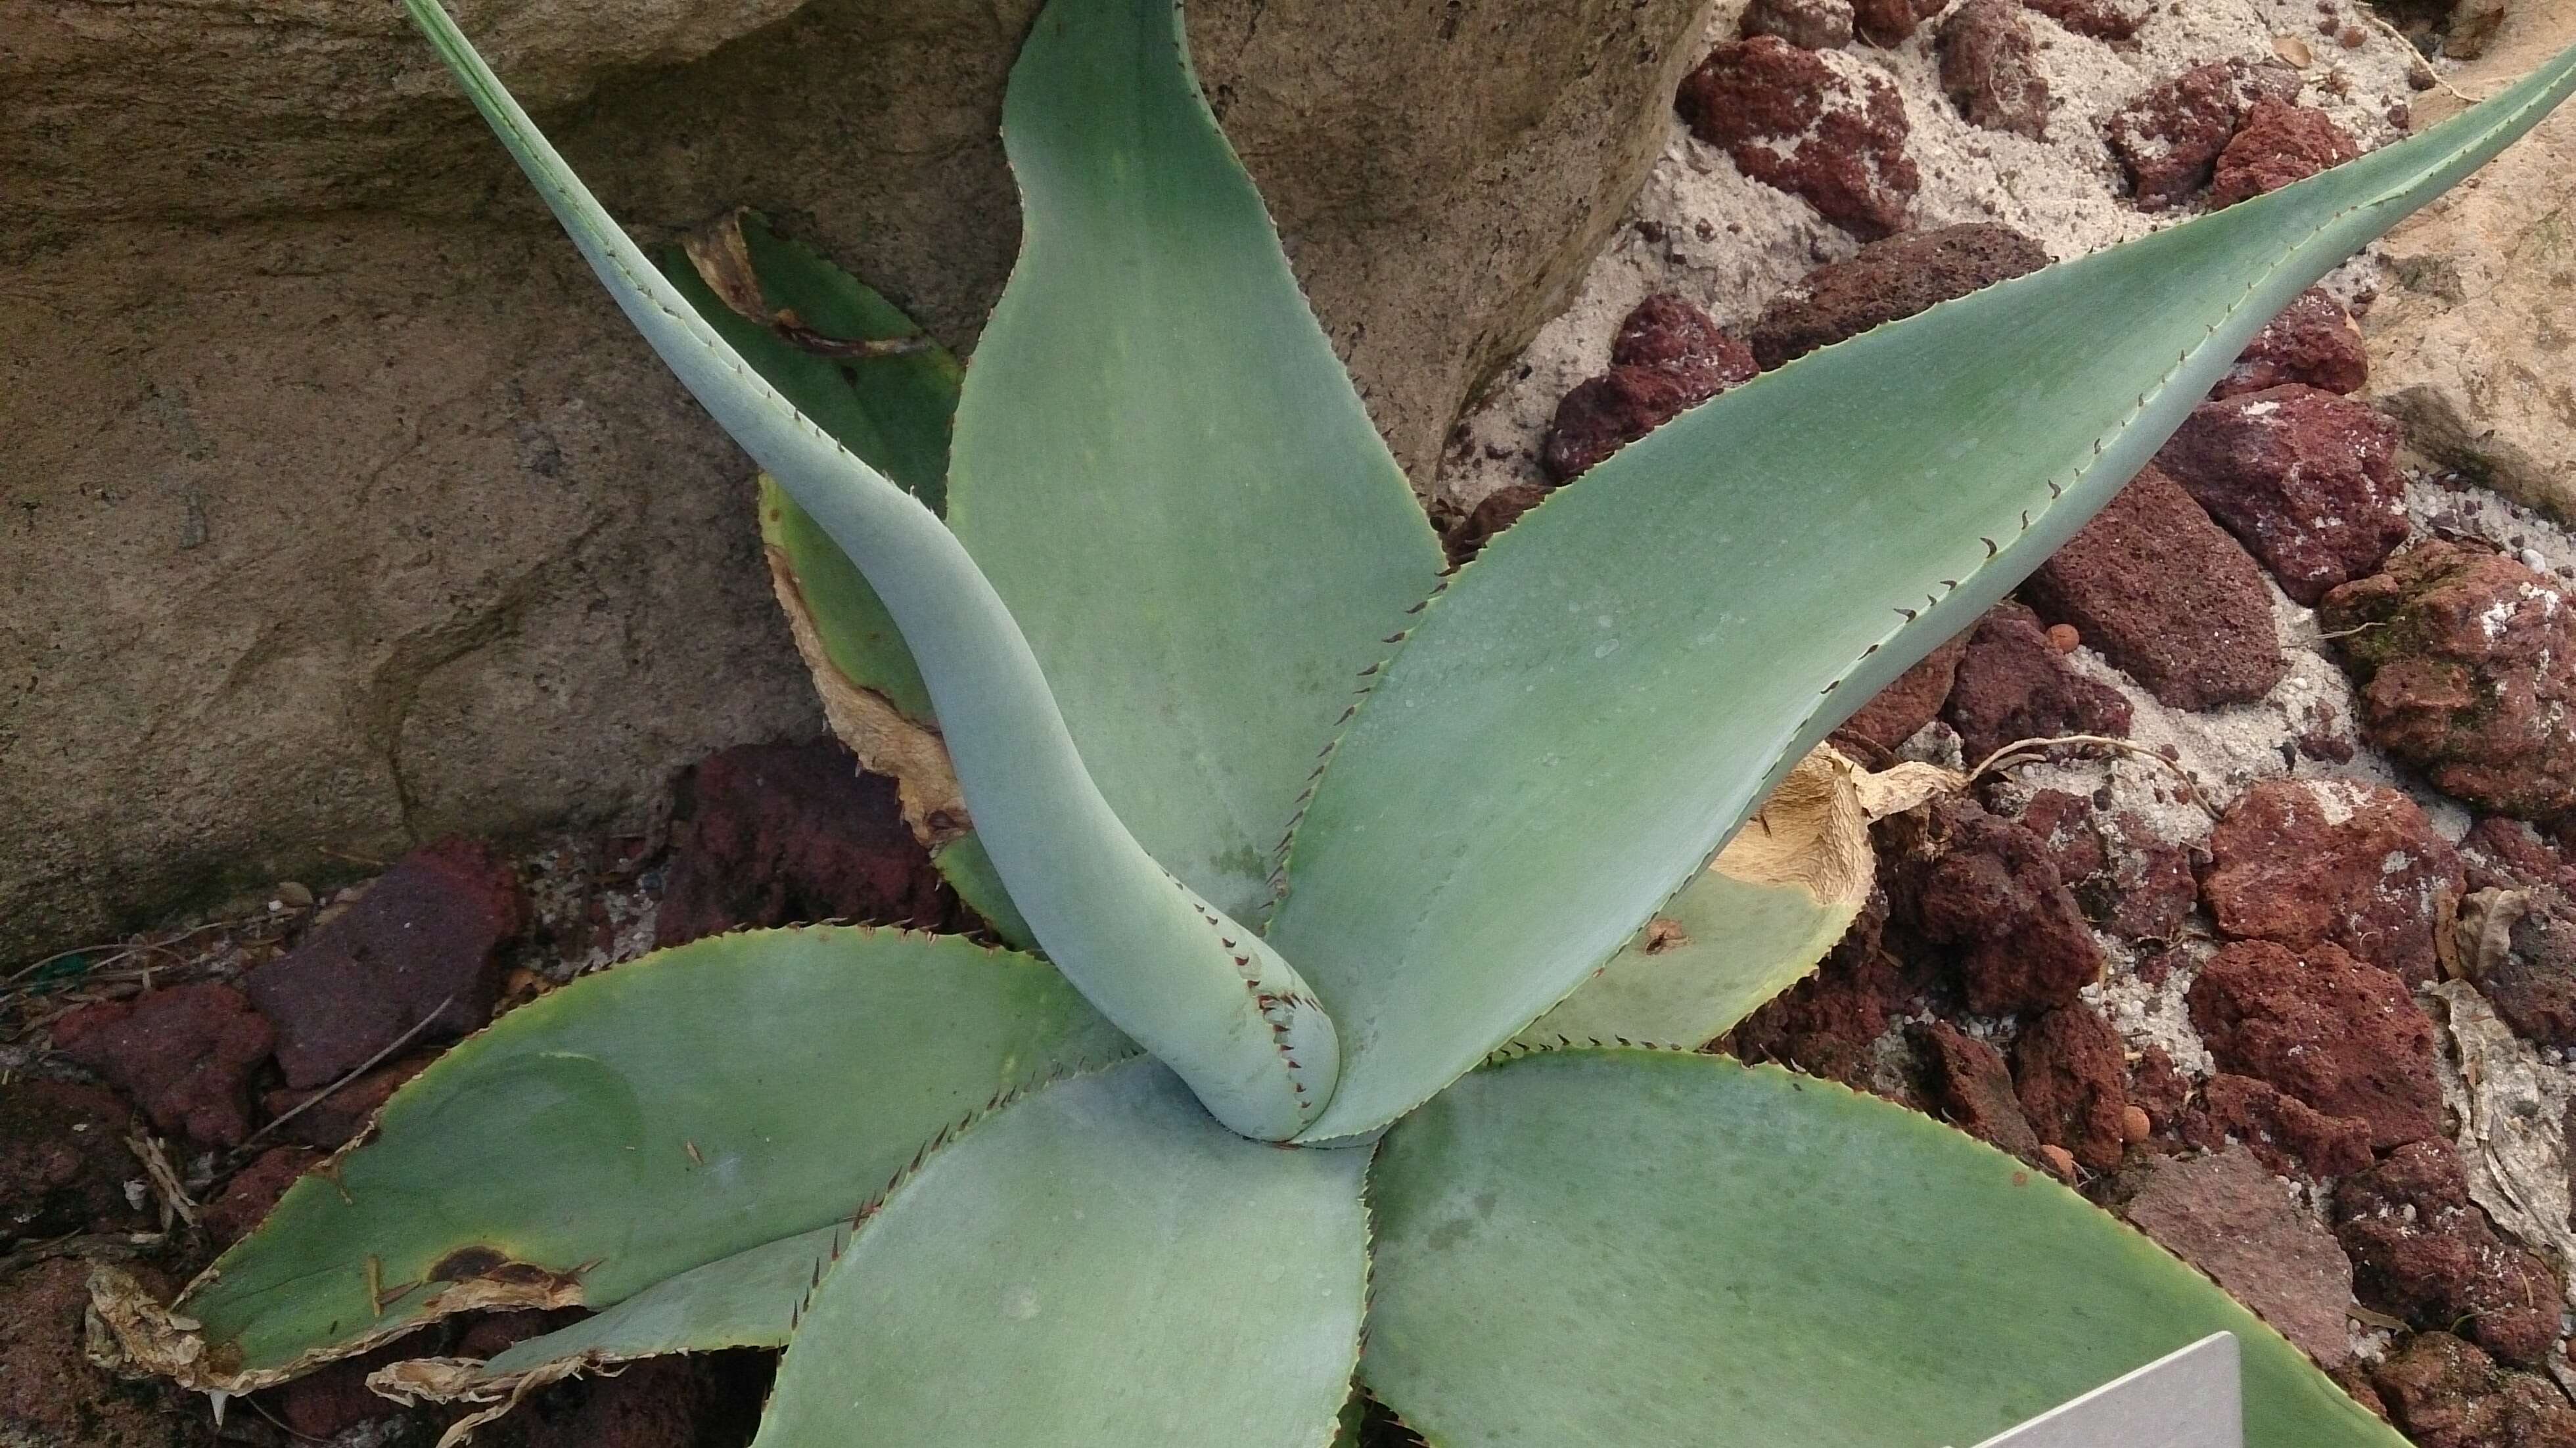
[273,880,315,910]
[2121,1104,2153,1141]
[2037,1144,2079,1180]
[2046,622,2081,654]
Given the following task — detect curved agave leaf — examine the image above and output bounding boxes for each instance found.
[666,219,1044,943]
[946,0,1445,923]
[1270,47,2576,1142]
[1512,745,1876,1050]
[753,1060,1370,1448]
[402,0,1339,1141]
[1365,1051,2401,1447]
[145,926,1128,1384]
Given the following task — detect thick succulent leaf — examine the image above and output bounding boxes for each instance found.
[945,0,1444,923]
[1512,745,1874,1050]
[403,0,1340,1141]
[665,217,1042,944]
[1365,1051,2401,1447]
[161,926,1128,1383]
[1271,47,2576,1141]
[752,1060,1370,1448]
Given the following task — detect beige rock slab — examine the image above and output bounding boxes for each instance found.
[2366,3,2576,519]
[0,0,1714,958]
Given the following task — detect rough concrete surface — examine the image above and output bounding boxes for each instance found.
[2366,2,2576,520]
[0,0,1713,959]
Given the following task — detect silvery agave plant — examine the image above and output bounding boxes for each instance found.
[93,0,2576,1442]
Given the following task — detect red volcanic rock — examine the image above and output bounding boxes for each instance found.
[2026,464,2285,710]
[1676,37,1919,240]
[653,738,954,948]
[1910,1020,2043,1160]
[1725,892,1915,1090]
[0,1081,149,1244]
[2210,99,2361,208]
[262,1054,432,1150]
[2336,1142,2565,1367]
[2460,817,2576,897]
[2213,286,2368,398]
[53,983,274,1147]
[1749,223,2051,369]
[1541,294,1757,482]
[1938,0,2050,138]
[1833,633,1970,754]
[2015,790,2197,943]
[2177,1072,2376,1179]
[2018,0,2144,39]
[1443,482,1551,562]
[1739,0,1856,49]
[1851,0,1946,45]
[2370,1331,2576,1448]
[1941,602,2134,765]
[2201,778,2462,985]
[203,1146,319,1248]
[2153,383,2409,605]
[2321,541,2576,819]
[2012,1003,2129,1173]
[2187,939,2442,1149]
[2458,889,2576,1048]
[1891,796,2102,1014]
[2106,59,2303,208]
[2121,1146,2358,1367]
[248,838,524,1089]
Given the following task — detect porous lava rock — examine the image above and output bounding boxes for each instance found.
[2209,99,2362,208]
[2215,287,2369,399]
[1941,602,2135,764]
[1442,482,1552,562]
[2199,778,2462,984]
[0,1081,147,1244]
[2186,939,2442,1149]
[1541,293,1757,481]
[1889,796,2103,1014]
[1725,892,1914,1089]
[2320,541,2576,819]
[248,838,524,1090]
[2119,1146,2358,1367]
[204,1145,320,1248]
[1852,0,1947,45]
[2018,0,2144,39]
[478,1353,767,1448]
[1910,1020,2044,1161]
[1675,37,1919,240]
[2457,888,2576,1048]
[258,1344,417,1442]
[2014,789,2199,942]
[2025,464,2286,710]
[2461,817,2576,897]
[2335,1142,2564,1367]
[0,1258,216,1448]
[2012,1003,2130,1173]
[1749,223,2051,369]
[2153,383,2410,605]
[1937,0,2050,138]
[1833,633,1971,754]
[654,738,955,949]
[51,983,275,1147]
[262,1054,434,1150]
[2369,1331,2576,1448]
[1740,0,1857,49]
[2177,1072,2376,1179]
[2106,58,2304,209]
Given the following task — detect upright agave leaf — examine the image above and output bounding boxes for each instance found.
[1268,44,2576,1141]
[400,0,1339,1141]
[947,0,1445,923]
